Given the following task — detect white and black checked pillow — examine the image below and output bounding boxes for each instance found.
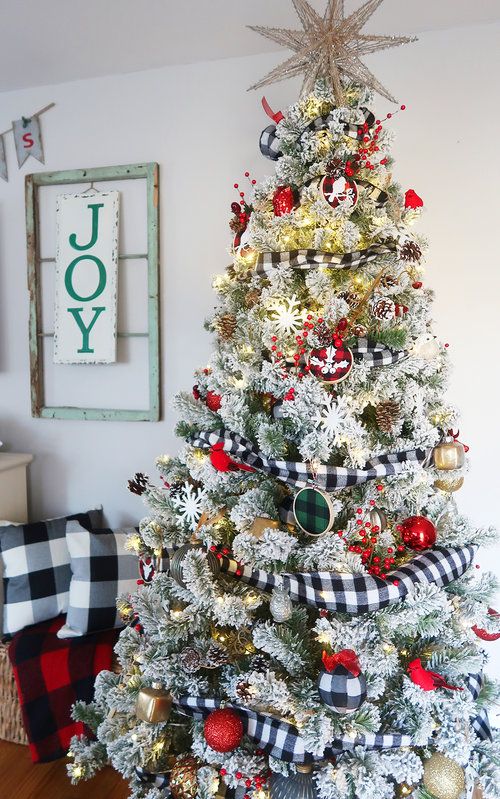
[0,509,102,636]
[57,522,138,638]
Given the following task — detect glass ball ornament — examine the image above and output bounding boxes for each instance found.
[434,475,464,493]
[270,765,319,799]
[400,516,436,551]
[422,753,465,799]
[204,708,243,753]
[433,436,465,471]
[270,587,293,622]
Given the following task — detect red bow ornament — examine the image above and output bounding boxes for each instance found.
[209,442,255,474]
[322,649,361,677]
[407,658,462,692]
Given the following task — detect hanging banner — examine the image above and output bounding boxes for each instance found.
[12,115,44,167]
[53,191,119,364]
[0,135,7,182]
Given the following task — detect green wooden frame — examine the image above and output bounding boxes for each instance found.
[26,162,161,421]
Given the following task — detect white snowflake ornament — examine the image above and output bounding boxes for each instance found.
[313,394,348,440]
[171,481,206,531]
[268,293,306,335]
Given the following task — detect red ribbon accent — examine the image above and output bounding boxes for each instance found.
[447,429,469,453]
[262,96,284,124]
[322,649,361,677]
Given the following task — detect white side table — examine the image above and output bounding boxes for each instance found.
[0,454,34,523]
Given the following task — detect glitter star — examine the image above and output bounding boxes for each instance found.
[248,0,416,103]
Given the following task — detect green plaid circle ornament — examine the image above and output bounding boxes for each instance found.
[293,487,337,536]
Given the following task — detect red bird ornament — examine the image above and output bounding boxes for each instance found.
[407,658,462,692]
[209,442,255,473]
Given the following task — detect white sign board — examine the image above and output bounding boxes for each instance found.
[54,191,119,364]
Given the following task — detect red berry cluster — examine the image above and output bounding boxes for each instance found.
[342,489,401,585]
[353,104,406,171]
[209,544,244,577]
[219,764,271,799]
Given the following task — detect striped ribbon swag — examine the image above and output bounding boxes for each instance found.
[255,243,397,276]
[190,429,431,491]
[136,669,487,771]
[218,544,475,614]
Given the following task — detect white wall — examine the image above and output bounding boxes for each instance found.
[1,21,499,669]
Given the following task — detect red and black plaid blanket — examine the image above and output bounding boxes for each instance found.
[8,616,117,763]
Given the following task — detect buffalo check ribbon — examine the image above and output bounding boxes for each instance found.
[174,696,412,762]
[466,673,493,741]
[261,106,376,161]
[351,337,408,367]
[189,429,432,491]
[255,243,397,276]
[217,544,475,614]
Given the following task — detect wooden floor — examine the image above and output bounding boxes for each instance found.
[0,740,129,798]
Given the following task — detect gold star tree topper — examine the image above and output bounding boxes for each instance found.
[249,0,416,103]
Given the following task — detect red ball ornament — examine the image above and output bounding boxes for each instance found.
[273,185,296,216]
[321,174,358,209]
[472,608,500,642]
[308,343,353,384]
[400,516,436,551]
[204,708,243,752]
[206,391,222,412]
[404,189,423,209]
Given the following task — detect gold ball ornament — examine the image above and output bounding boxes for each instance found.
[434,475,464,493]
[169,755,200,799]
[423,753,465,799]
[433,437,465,471]
[397,783,415,798]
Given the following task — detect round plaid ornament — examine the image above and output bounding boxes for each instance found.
[138,555,155,584]
[318,650,367,714]
[308,344,353,384]
[293,487,337,536]
[320,173,358,209]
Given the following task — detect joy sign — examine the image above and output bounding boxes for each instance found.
[54,191,119,364]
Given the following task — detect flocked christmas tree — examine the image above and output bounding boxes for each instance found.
[68,3,500,799]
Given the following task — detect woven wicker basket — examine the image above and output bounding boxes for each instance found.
[0,640,28,745]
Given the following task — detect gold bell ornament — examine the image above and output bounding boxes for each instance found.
[433,432,466,471]
[422,752,465,799]
[135,683,173,724]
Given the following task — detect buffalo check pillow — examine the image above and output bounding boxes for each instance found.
[0,509,102,636]
[58,522,138,639]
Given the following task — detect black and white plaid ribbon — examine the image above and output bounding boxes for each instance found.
[260,107,376,161]
[255,244,396,276]
[352,337,408,367]
[466,673,493,741]
[357,179,388,207]
[135,765,170,789]
[174,696,411,762]
[218,544,475,614]
[190,429,432,491]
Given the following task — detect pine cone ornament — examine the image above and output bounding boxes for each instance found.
[399,239,422,262]
[235,680,253,703]
[371,297,396,320]
[353,323,368,338]
[313,320,334,346]
[179,647,202,673]
[379,273,399,289]
[375,400,401,432]
[337,290,359,307]
[244,288,261,308]
[214,313,237,340]
[128,472,149,496]
[203,642,230,668]
[249,653,268,673]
